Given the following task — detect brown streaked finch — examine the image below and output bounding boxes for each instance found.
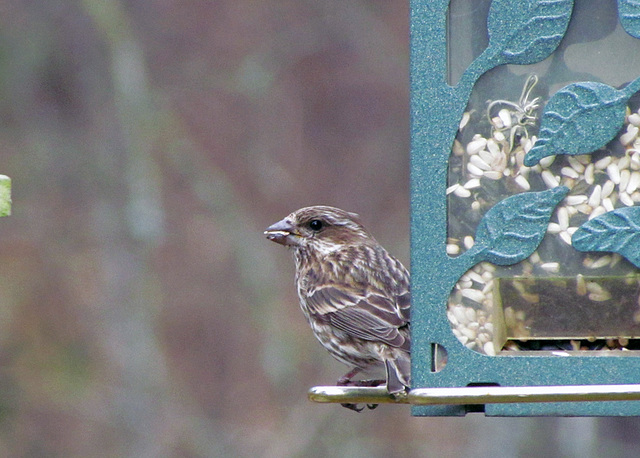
[264,206,410,410]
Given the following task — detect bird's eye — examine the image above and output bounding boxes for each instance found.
[309,219,324,231]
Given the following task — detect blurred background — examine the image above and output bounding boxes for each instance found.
[0,0,638,457]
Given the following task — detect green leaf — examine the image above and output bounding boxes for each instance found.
[473,186,569,265]
[487,0,573,65]
[524,81,635,166]
[572,206,640,268]
[619,0,640,39]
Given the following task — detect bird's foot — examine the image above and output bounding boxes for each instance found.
[337,378,384,411]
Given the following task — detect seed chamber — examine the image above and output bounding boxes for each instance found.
[447,75,640,354]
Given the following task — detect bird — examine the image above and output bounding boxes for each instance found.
[264,206,410,410]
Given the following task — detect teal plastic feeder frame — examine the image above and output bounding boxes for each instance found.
[410,0,640,416]
[309,0,640,415]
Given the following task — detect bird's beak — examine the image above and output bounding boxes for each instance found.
[264,218,298,246]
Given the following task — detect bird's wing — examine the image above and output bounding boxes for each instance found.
[306,284,409,349]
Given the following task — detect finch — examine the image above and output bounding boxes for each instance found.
[265,206,410,408]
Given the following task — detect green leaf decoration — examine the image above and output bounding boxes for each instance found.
[487,0,573,65]
[620,0,640,39]
[472,186,569,265]
[524,79,640,166]
[572,206,640,268]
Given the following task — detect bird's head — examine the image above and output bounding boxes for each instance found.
[264,206,372,254]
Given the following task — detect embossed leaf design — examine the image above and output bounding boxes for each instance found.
[524,80,640,166]
[487,0,573,65]
[619,0,640,39]
[472,186,569,265]
[572,206,640,268]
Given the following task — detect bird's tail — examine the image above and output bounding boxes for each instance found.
[385,352,411,393]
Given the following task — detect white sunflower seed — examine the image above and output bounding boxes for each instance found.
[465,307,477,323]
[601,180,615,198]
[466,271,485,284]
[539,155,555,168]
[453,305,468,324]
[588,206,606,219]
[446,184,460,195]
[589,291,612,302]
[463,235,474,249]
[547,223,562,233]
[529,251,541,264]
[498,108,512,128]
[558,207,569,230]
[588,184,602,208]
[459,112,471,130]
[484,342,496,356]
[619,155,631,171]
[620,126,639,146]
[461,288,485,304]
[627,171,640,194]
[446,244,460,255]
[607,163,621,184]
[467,162,485,177]
[453,139,465,156]
[595,156,612,170]
[559,231,572,245]
[620,169,631,191]
[565,194,588,205]
[448,311,459,327]
[466,137,487,155]
[453,186,472,198]
[561,167,579,179]
[576,203,593,214]
[586,281,606,294]
[602,197,614,212]
[584,163,595,184]
[540,262,560,273]
[541,170,559,188]
[470,154,491,171]
[523,138,534,154]
[463,178,481,189]
[620,192,634,206]
[479,149,494,165]
[589,255,612,269]
[568,156,585,173]
[486,139,501,156]
[514,174,530,190]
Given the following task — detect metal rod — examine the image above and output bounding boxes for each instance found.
[410,384,640,405]
[308,384,640,406]
[308,386,409,404]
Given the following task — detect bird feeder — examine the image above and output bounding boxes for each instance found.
[310,0,640,416]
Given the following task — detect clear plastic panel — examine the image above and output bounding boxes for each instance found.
[446,0,640,354]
